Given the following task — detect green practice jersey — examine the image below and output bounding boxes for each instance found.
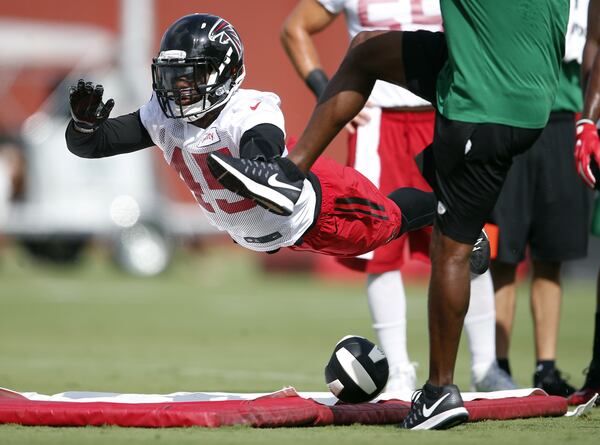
[436,0,569,128]
[552,60,582,113]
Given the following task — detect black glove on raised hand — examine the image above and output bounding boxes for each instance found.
[69,79,115,133]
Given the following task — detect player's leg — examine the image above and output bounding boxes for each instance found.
[491,261,518,376]
[366,271,416,392]
[402,116,542,430]
[289,31,411,173]
[528,113,589,396]
[289,157,435,257]
[530,260,575,396]
[487,134,535,377]
[465,270,517,391]
[569,267,600,405]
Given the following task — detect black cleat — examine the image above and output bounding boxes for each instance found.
[400,383,469,430]
[533,368,576,397]
[470,229,490,275]
[207,152,303,216]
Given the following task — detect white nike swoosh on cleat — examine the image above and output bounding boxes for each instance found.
[422,392,451,418]
[267,174,301,191]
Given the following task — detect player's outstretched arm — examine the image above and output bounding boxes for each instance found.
[65,79,153,159]
[576,0,600,188]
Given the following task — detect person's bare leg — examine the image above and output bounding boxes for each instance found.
[491,261,518,360]
[530,260,562,361]
[427,226,474,386]
[288,31,408,173]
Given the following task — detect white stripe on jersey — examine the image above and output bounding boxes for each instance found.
[139,89,316,252]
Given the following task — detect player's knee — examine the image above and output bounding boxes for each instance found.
[429,231,472,266]
[350,31,376,49]
[388,188,436,235]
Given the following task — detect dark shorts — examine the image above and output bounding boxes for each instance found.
[403,30,544,244]
[490,112,592,264]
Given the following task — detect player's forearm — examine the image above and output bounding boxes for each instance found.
[65,111,153,158]
[582,0,600,121]
[280,0,335,98]
[281,23,323,81]
[582,53,600,122]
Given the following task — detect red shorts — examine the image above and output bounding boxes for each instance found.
[338,109,434,273]
[289,157,403,257]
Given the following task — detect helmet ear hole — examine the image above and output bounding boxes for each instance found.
[152,13,245,120]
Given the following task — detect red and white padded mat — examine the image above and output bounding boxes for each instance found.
[0,387,576,428]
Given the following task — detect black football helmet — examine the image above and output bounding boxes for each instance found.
[151,13,245,121]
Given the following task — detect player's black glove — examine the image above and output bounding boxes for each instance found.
[69,79,115,133]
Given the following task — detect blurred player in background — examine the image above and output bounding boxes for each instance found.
[490,0,592,397]
[568,0,600,406]
[280,0,514,393]
[210,1,568,429]
[0,134,26,234]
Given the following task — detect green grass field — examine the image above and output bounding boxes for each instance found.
[0,243,598,444]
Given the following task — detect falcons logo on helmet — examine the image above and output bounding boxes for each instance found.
[208,19,243,57]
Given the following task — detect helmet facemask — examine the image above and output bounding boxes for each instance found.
[152,50,245,122]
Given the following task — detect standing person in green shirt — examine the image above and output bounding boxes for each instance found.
[568,0,600,406]
[491,0,591,398]
[206,0,569,429]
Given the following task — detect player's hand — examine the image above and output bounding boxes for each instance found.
[575,119,600,189]
[69,79,115,133]
[345,101,374,134]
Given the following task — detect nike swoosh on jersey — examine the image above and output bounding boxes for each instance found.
[250,101,261,110]
[267,174,302,191]
[422,392,450,418]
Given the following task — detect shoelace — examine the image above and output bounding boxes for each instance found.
[239,158,278,177]
[402,389,424,427]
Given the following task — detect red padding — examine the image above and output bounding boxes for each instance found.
[0,395,567,428]
[464,396,567,421]
[0,397,320,428]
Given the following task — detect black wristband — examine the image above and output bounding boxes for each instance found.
[305,69,329,99]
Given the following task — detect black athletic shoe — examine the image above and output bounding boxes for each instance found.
[533,368,576,397]
[470,229,490,275]
[400,383,469,430]
[207,152,303,216]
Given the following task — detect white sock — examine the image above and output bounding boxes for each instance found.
[464,270,497,376]
[366,271,411,370]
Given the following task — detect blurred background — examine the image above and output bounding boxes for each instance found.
[0,0,598,397]
[0,0,597,277]
[0,0,355,276]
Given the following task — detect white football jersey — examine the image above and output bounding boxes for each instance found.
[564,0,588,64]
[139,89,316,252]
[318,0,442,108]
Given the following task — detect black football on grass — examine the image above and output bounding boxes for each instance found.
[324,335,389,403]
